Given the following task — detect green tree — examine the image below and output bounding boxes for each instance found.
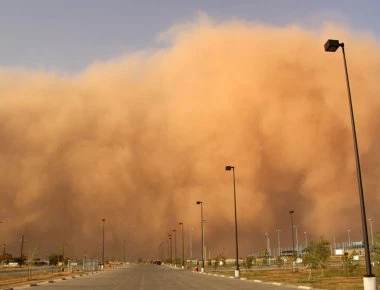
[48,254,63,265]
[245,256,254,269]
[302,238,331,279]
[276,255,284,267]
[213,256,219,270]
[216,253,226,267]
[27,245,40,265]
[0,253,13,264]
[262,249,270,265]
[341,251,359,275]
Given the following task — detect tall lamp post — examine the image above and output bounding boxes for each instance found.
[265,233,270,265]
[189,228,193,260]
[225,165,240,278]
[123,240,126,263]
[289,211,295,255]
[275,229,281,256]
[172,229,177,265]
[294,225,300,256]
[304,231,308,249]
[102,218,105,268]
[324,39,376,289]
[179,222,185,268]
[165,240,169,262]
[168,233,172,264]
[347,229,351,248]
[196,201,205,272]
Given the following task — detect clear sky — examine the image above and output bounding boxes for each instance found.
[0,0,379,73]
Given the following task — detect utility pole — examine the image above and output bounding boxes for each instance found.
[168,234,172,263]
[294,225,300,256]
[275,229,281,256]
[20,235,24,266]
[289,211,295,255]
[265,233,270,264]
[123,240,126,263]
[172,229,177,265]
[304,231,308,248]
[202,219,206,268]
[62,242,65,265]
[102,218,105,267]
[3,243,5,265]
[179,222,185,268]
[189,228,193,260]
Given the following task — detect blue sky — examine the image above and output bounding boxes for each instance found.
[0,0,379,73]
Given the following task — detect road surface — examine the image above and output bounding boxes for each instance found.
[14,264,299,290]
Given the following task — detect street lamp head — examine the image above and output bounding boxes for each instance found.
[173,229,176,232]
[289,210,294,214]
[225,165,234,171]
[102,218,105,222]
[196,201,202,205]
[324,39,342,52]
[179,222,183,225]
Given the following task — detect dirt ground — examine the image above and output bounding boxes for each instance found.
[214,267,380,290]
[0,270,87,289]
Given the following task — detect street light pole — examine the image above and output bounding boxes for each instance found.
[196,201,205,272]
[168,234,172,264]
[294,225,300,256]
[202,219,206,266]
[225,165,240,278]
[179,222,185,268]
[304,231,308,248]
[102,219,105,268]
[324,39,376,289]
[3,243,6,266]
[289,211,295,255]
[172,229,177,265]
[162,242,165,261]
[123,240,126,263]
[265,233,270,264]
[189,228,193,260]
[20,234,24,266]
[275,229,281,256]
[347,229,351,248]
[165,240,169,262]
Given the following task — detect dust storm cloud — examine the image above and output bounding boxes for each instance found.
[0,19,379,260]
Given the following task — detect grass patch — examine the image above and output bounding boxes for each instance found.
[0,270,85,289]
[211,266,379,290]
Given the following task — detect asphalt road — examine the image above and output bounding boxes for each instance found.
[13,264,299,290]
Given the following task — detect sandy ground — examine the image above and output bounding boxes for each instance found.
[0,270,87,289]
